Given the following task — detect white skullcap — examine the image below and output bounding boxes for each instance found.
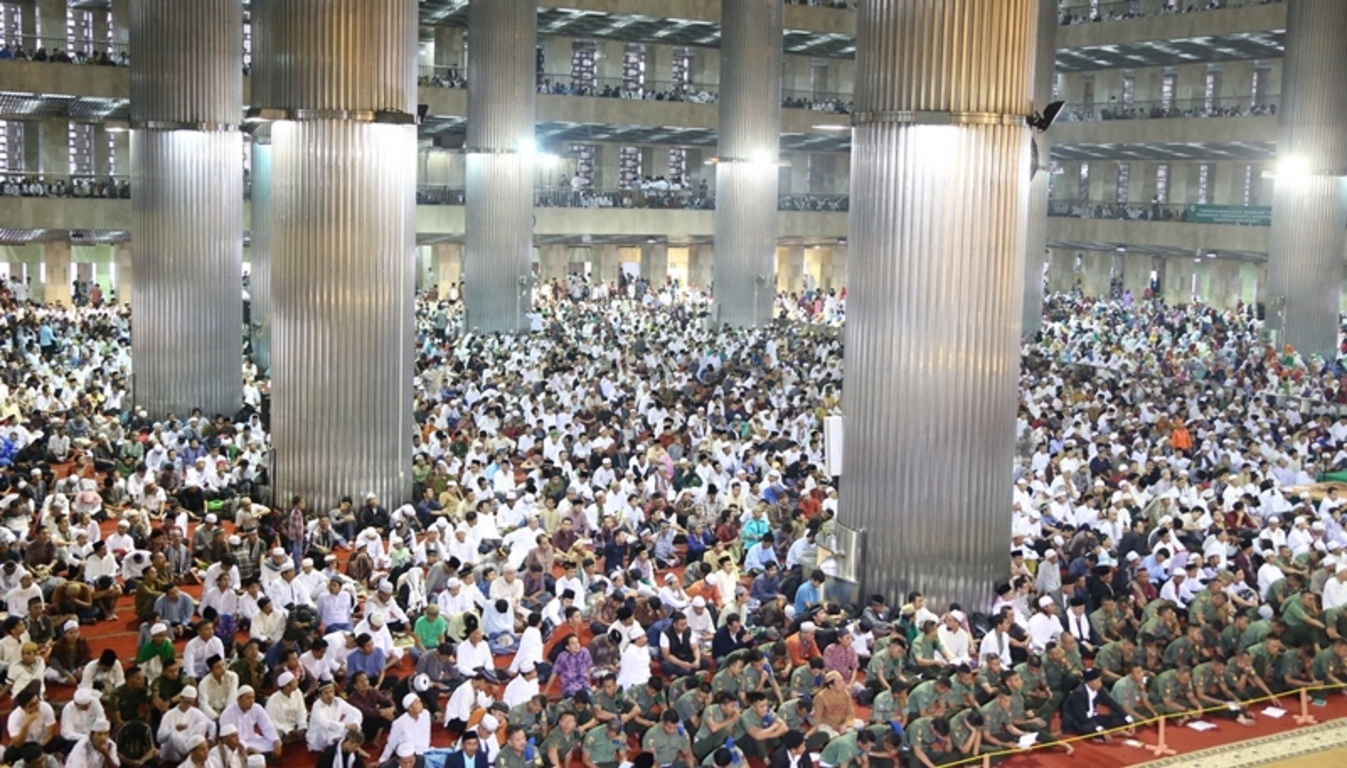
[691,596,706,608]
[181,686,198,699]
[280,561,295,571]
[271,547,286,557]
[402,693,421,709]
[397,743,417,758]
[205,514,217,524]
[219,724,239,737]
[63,620,79,632]
[800,621,816,632]
[185,735,208,751]
[370,613,386,627]
[301,558,314,567]
[1038,596,1054,608]
[74,688,95,705]
[236,686,255,698]
[151,622,168,635]
[414,674,431,692]
[276,672,295,688]
[480,714,499,731]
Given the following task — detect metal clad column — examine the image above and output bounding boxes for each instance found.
[713,0,783,328]
[1022,0,1057,337]
[130,0,244,418]
[1267,0,1347,359]
[261,0,418,509]
[839,0,1035,609]
[463,0,536,334]
[250,140,273,372]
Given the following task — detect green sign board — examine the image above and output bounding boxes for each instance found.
[1189,204,1272,226]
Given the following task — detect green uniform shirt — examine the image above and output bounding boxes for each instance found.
[1149,669,1191,705]
[789,666,821,698]
[497,747,530,768]
[775,699,810,731]
[870,691,897,724]
[1044,655,1079,692]
[1248,643,1277,680]
[1217,624,1244,657]
[909,636,940,666]
[1014,662,1049,700]
[593,689,629,719]
[674,691,705,725]
[540,727,579,767]
[820,732,862,767]
[1139,616,1172,644]
[949,677,976,711]
[867,651,903,685]
[1191,662,1223,696]
[1095,643,1126,677]
[1162,637,1198,669]
[1111,676,1145,711]
[1275,650,1308,685]
[948,709,979,751]
[508,702,546,737]
[631,686,664,720]
[1281,596,1310,628]
[1239,620,1272,651]
[975,668,1002,698]
[694,704,744,743]
[642,726,691,766]
[582,728,626,765]
[712,668,743,699]
[978,700,1014,734]
[908,680,942,715]
[1089,607,1119,641]
[1312,647,1345,681]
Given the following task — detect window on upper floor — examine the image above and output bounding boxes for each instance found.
[672,48,692,94]
[1161,71,1176,111]
[1156,164,1170,203]
[69,122,94,176]
[1122,72,1135,108]
[1204,65,1221,113]
[67,8,94,55]
[1078,162,1090,200]
[619,146,640,190]
[1117,162,1130,203]
[571,144,595,187]
[0,120,21,171]
[243,11,252,72]
[107,128,117,176]
[1244,164,1258,206]
[1251,63,1272,107]
[669,148,686,185]
[1198,163,1211,204]
[0,3,21,48]
[571,42,596,91]
[623,44,646,92]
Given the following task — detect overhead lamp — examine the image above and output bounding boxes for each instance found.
[812,124,849,132]
[1276,154,1311,180]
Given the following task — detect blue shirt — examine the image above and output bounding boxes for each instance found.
[795,581,821,616]
[347,648,386,680]
[744,542,778,573]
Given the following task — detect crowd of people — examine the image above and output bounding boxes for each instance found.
[0,276,1346,768]
[1058,0,1283,27]
[0,177,132,200]
[0,45,127,66]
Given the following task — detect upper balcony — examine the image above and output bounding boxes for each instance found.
[1056,0,1286,72]
[1051,94,1279,148]
[1045,198,1284,260]
[0,56,853,153]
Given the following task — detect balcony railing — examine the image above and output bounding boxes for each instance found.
[1048,199,1272,226]
[421,184,850,212]
[783,0,856,8]
[0,35,129,65]
[1058,95,1279,123]
[1,173,130,199]
[1059,0,1284,26]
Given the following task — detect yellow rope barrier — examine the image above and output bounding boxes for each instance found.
[932,683,1344,768]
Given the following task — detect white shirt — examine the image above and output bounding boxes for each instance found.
[265,689,308,734]
[183,636,225,680]
[617,641,652,691]
[1324,576,1347,612]
[381,711,431,761]
[457,638,493,677]
[502,675,539,709]
[66,735,120,768]
[1026,611,1062,653]
[509,626,544,675]
[250,607,288,645]
[218,703,280,753]
[308,696,362,753]
[61,700,106,741]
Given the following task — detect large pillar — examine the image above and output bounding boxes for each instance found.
[463,0,536,334]
[260,0,417,509]
[777,245,805,295]
[434,244,463,300]
[597,245,621,286]
[43,241,71,306]
[839,0,1035,609]
[712,0,782,327]
[38,119,68,176]
[249,138,273,373]
[131,0,243,418]
[1022,0,1056,337]
[37,0,65,42]
[1266,0,1347,359]
[114,242,132,305]
[640,243,668,284]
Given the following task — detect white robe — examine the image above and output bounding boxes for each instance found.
[307,697,363,752]
[218,703,280,754]
[157,705,216,763]
[380,711,431,761]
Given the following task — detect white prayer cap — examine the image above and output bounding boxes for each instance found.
[629,627,645,641]
[205,514,218,524]
[402,693,420,709]
[522,662,538,673]
[950,610,966,623]
[414,674,431,692]
[396,743,417,758]
[280,561,295,572]
[1313,522,1327,531]
[63,620,79,632]
[181,686,198,700]
[480,714,500,731]
[219,724,239,737]
[800,621,816,632]
[691,596,706,608]
[1038,596,1054,608]
[276,672,295,687]
[447,578,462,588]
[228,535,242,546]
[1052,535,1064,546]
[151,622,168,635]
[301,558,314,567]
[1044,549,1058,559]
[74,688,95,705]
[1338,564,1347,574]
[271,547,286,557]
[236,686,255,698]
[378,580,394,593]
[370,613,386,627]
[186,735,208,751]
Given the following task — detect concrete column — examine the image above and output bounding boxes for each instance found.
[131,0,243,418]
[38,118,68,176]
[687,245,713,289]
[1122,253,1152,299]
[1079,252,1110,298]
[1023,0,1055,337]
[640,243,668,284]
[777,244,804,294]
[434,244,463,300]
[433,26,464,70]
[840,0,1034,609]
[259,0,418,509]
[92,124,111,177]
[1045,250,1074,294]
[540,245,568,282]
[249,139,272,372]
[42,241,71,306]
[111,130,129,174]
[1206,259,1244,310]
[37,0,65,42]
[464,0,536,333]
[114,243,131,305]
[597,245,621,286]
[1266,0,1347,358]
[1152,256,1167,299]
[824,244,848,290]
[111,0,129,48]
[713,0,782,327]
